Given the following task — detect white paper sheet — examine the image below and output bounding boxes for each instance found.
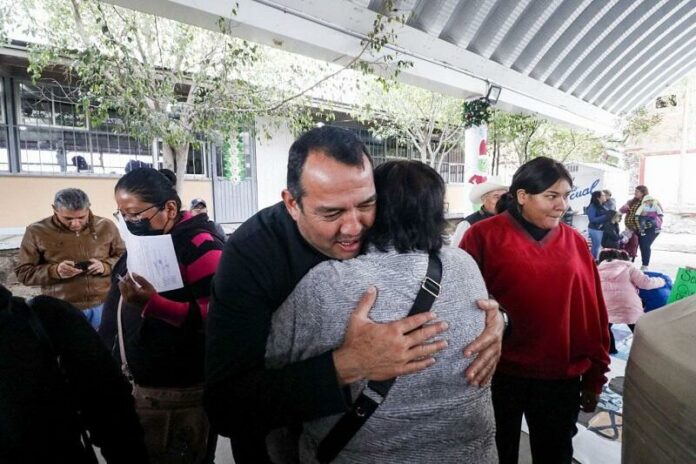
[115,213,184,292]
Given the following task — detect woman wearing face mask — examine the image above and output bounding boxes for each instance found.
[460,157,610,464]
[99,168,225,464]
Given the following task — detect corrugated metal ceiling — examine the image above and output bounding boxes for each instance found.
[368,0,696,115]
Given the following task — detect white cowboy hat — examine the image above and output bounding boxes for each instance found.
[469,181,508,203]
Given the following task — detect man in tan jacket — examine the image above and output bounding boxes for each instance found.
[15,188,125,328]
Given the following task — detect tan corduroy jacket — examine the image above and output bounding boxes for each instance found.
[15,213,125,310]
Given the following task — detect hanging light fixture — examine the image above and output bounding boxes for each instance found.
[485,83,502,105]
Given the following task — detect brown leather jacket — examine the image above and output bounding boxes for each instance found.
[15,213,125,310]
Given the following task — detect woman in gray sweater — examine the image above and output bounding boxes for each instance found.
[266,160,497,463]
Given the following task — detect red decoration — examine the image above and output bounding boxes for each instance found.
[468,174,488,185]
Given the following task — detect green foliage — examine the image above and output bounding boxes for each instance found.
[622,107,662,142]
[355,0,413,89]
[352,80,466,168]
[19,0,281,191]
[10,0,415,192]
[0,2,10,45]
[1,0,37,46]
[489,110,607,167]
[17,0,373,191]
[462,98,492,128]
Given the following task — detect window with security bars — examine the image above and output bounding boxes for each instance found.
[343,126,467,184]
[12,80,211,176]
[156,140,211,177]
[0,80,8,172]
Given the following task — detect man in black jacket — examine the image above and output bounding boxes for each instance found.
[205,126,505,462]
[0,284,148,463]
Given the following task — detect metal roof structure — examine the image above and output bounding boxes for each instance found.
[374,0,696,115]
[108,0,696,134]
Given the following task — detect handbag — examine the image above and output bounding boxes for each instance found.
[117,297,210,464]
[316,252,443,463]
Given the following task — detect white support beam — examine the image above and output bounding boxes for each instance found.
[106,0,620,134]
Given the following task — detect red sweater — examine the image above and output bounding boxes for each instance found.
[460,212,610,394]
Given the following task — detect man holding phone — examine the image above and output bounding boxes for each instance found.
[15,188,125,328]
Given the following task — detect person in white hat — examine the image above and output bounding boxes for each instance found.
[450,180,508,247]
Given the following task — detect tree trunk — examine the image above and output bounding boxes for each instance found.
[162,144,175,171]
[419,142,428,165]
[160,142,189,195]
[173,143,190,196]
[494,139,500,176]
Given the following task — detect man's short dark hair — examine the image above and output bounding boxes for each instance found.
[287,126,373,206]
[53,188,91,211]
[366,160,446,253]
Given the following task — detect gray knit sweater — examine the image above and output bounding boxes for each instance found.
[266,246,497,463]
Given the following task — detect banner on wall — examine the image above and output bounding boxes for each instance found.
[464,124,489,207]
[565,162,630,213]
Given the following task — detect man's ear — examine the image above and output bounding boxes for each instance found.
[282,189,301,221]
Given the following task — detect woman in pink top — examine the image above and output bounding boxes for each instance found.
[597,249,665,353]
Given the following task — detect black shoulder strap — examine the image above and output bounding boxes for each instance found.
[316,252,443,463]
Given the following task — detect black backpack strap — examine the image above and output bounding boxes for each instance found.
[23,298,99,464]
[316,252,442,463]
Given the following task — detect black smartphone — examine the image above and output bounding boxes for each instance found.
[74,260,92,271]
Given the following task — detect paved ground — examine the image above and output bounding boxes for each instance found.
[643,233,696,278]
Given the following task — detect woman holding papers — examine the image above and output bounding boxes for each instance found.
[99,168,225,464]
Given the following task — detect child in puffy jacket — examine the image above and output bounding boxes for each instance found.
[635,195,663,236]
[597,249,666,354]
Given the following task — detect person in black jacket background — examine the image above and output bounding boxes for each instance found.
[601,211,623,250]
[586,190,612,259]
[0,284,147,464]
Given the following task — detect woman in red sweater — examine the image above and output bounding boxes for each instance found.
[460,157,610,464]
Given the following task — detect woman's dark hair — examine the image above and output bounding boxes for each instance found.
[496,156,574,214]
[629,185,649,206]
[366,160,446,253]
[589,190,604,208]
[598,248,629,264]
[115,167,182,211]
[287,126,373,207]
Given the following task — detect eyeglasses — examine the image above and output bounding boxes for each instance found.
[114,204,162,223]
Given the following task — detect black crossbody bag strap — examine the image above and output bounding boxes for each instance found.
[316,252,442,464]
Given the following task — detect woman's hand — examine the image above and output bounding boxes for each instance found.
[118,273,156,308]
[581,390,600,412]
